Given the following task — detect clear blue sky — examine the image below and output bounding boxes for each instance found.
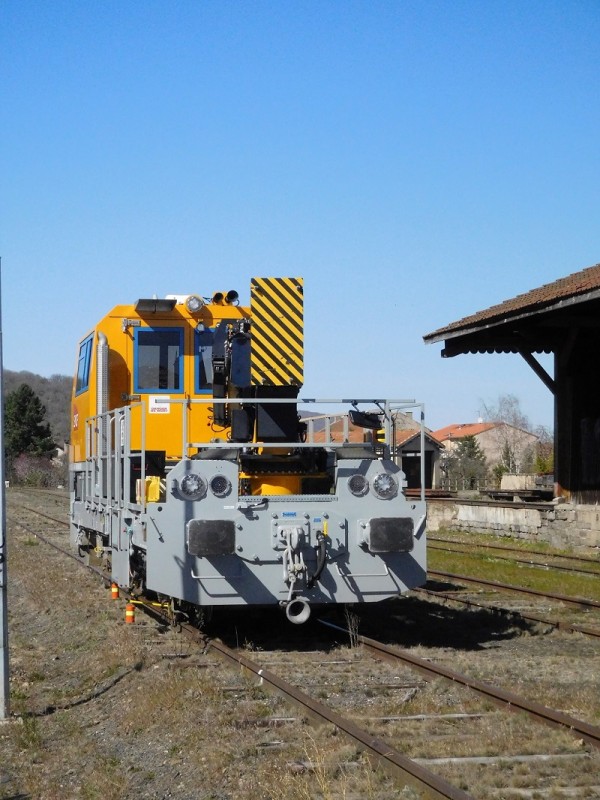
[2,0,599,431]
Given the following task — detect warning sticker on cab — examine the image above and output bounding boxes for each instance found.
[149,396,171,414]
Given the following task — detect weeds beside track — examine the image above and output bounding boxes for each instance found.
[5,490,600,798]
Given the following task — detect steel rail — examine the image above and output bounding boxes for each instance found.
[17,500,600,787]
[318,620,600,751]
[19,505,69,527]
[428,569,600,611]
[9,518,110,585]
[429,535,600,567]
[428,542,600,578]
[415,586,600,640]
[193,631,474,800]
[9,509,473,800]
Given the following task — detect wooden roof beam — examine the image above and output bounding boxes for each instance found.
[519,350,555,394]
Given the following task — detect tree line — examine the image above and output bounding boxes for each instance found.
[3,370,71,444]
[3,373,71,487]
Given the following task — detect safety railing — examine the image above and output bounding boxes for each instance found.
[82,397,427,510]
[83,402,145,513]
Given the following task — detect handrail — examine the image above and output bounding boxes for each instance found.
[82,397,428,506]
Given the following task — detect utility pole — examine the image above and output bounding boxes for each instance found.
[0,259,9,720]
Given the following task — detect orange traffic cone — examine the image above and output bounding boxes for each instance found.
[111,583,119,600]
[125,603,135,624]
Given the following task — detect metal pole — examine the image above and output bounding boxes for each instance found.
[420,404,426,503]
[0,259,9,719]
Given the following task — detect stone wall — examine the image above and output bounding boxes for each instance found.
[427,498,600,549]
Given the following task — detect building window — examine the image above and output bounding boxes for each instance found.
[135,327,183,392]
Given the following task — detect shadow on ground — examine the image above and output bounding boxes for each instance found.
[347,583,538,651]
[203,579,538,653]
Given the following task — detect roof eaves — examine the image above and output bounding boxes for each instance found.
[424,286,600,344]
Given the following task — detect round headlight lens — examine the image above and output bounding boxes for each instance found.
[179,473,207,500]
[185,294,205,313]
[209,474,232,498]
[372,472,398,499]
[348,474,369,497]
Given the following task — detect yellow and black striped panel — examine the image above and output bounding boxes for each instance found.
[250,277,304,387]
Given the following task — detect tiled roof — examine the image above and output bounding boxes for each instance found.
[432,422,497,441]
[395,428,441,447]
[394,429,421,446]
[424,262,600,342]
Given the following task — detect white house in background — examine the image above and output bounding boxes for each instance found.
[431,421,539,473]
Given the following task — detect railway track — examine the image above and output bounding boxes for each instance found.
[427,569,600,611]
[429,534,600,569]
[7,494,470,799]
[6,517,472,797]
[427,526,600,640]
[13,507,600,753]
[429,540,600,578]
[5,489,600,797]
[416,584,600,640]
[318,620,600,750]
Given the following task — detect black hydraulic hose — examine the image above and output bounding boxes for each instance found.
[307,531,327,588]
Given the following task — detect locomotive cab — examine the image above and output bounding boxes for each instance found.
[69,278,427,623]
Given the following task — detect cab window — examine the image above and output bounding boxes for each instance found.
[195,326,214,392]
[75,335,93,395]
[134,327,183,392]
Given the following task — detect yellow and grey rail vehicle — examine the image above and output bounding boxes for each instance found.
[69,278,426,623]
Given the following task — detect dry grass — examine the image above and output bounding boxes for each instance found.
[4,495,600,799]
[428,538,600,601]
[1,502,417,800]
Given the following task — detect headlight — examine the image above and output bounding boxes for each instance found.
[372,472,398,499]
[185,294,205,313]
[179,473,207,500]
[209,474,232,498]
[348,474,369,497]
